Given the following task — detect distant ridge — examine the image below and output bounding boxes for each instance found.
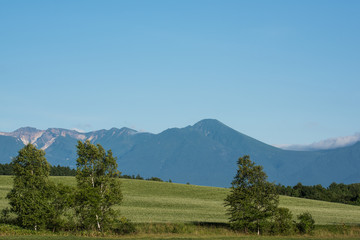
[0,119,359,187]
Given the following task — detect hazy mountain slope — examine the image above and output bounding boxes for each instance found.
[115,119,360,186]
[88,127,153,157]
[44,135,80,168]
[0,136,24,163]
[294,142,360,185]
[117,122,240,185]
[0,119,359,187]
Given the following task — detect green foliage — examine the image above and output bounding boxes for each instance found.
[46,183,76,231]
[0,163,13,175]
[50,165,76,176]
[4,145,78,232]
[75,140,122,231]
[6,144,52,230]
[135,174,144,180]
[0,163,76,176]
[224,155,279,234]
[276,182,360,206]
[119,173,144,180]
[270,207,294,235]
[112,217,136,234]
[146,177,163,182]
[0,208,11,224]
[296,212,315,234]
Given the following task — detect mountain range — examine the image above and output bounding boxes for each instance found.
[1,119,359,187]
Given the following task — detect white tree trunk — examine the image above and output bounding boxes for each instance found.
[96,214,101,231]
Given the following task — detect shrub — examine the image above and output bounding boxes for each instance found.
[146,177,163,182]
[0,208,11,224]
[296,212,315,234]
[270,207,294,235]
[112,217,136,234]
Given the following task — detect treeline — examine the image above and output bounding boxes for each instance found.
[276,182,360,206]
[50,165,76,176]
[0,163,76,176]
[0,163,13,175]
[1,163,168,182]
[119,174,170,182]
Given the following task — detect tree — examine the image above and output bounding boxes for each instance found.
[75,140,122,231]
[225,155,279,234]
[6,144,52,230]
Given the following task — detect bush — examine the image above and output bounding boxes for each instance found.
[146,177,163,182]
[112,217,136,235]
[0,208,10,224]
[296,212,315,234]
[270,207,294,235]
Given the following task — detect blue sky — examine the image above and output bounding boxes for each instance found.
[1,0,359,146]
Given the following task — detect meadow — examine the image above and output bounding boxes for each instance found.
[2,236,360,240]
[52,176,360,225]
[1,176,360,239]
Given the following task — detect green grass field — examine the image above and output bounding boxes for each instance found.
[1,236,360,240]
[1,176,360,226]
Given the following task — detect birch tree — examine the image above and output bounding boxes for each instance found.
[75,140,122,231]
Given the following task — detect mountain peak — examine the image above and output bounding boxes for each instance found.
[14,127,41,133]
[112,127,138,135]
[2,127,45,145]
[193,119,225,129]
[192,119,237,137]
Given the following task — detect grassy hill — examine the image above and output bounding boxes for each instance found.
[1,176,360,225]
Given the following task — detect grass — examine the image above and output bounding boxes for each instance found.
[280,195,360,225]
[120,179,360,225]
[1,234,360,240]
[120,178,229,223]
[1,176,360,225]
[1,176,360,239]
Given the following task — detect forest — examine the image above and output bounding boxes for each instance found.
[275,182,360,206]
[0,163,76,176]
